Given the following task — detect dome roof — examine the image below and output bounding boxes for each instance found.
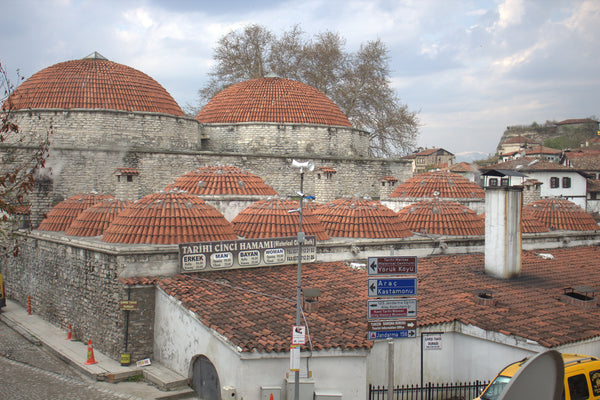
[195,77,352,127]
[390,171,485,199]
[165,165,278,196]
[523,198,599,231]
[101,191,237,245]
[4,53,184,116]
[521,208,550,233]
[65,198,133,237]
[397,199,484,236]
[315,198,413,239]
[37,192,115,231]
[232,197,329,241]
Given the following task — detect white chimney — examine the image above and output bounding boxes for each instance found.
[485,186,523,278]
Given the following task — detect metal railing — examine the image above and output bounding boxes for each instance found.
[368,381,489,400]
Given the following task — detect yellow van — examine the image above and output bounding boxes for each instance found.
[475,353,600,400]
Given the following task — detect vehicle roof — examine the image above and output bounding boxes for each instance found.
[499,354,600,378]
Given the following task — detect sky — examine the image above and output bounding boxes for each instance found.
[1,0,598,159]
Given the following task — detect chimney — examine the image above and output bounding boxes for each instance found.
[379,176,398,200]
[485,186,523,278]
[114,168,140,201]
[30,175,54,229]
[314,167,337,203]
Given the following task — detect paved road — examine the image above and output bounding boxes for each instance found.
[0,318,137,399]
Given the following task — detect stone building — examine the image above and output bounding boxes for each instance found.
[2,52,412,225]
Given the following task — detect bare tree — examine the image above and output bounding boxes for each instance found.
[197,24,419,157]
[0,61,50,256]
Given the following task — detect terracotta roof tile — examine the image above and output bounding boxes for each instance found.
[195,77,352,127]
[37,192,115,231]
[315,198,413,238]
[232,198,329,240]
[484,157,578,172]
[165,165,278,196]
[158,262,372,353]
[523,198,599,231]
[115,168,140,176]
[397,199,485,236]
[4,56,183,116]
[390,171,485,199]
[318,167,337,173]
[521,208,550,233]
[65,198,133,237]
[102,191,238,244]
[563,150,600,170]
[445,162,474,173]
[153,245,600,352]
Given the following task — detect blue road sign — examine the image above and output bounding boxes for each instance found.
[368,330,417,340]
[368,277,417,297]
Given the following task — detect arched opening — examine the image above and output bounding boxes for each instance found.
[190,354,221,399]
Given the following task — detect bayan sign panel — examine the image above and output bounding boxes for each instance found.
[179,236,316,272]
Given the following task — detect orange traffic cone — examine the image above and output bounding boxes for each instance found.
[270,394,274,400]
[65,324,72,340]
[84,339,97,365]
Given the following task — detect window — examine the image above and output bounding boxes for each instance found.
[590,369,600,396]
[591,193,598,200]
[488,178,498,186]
[562,177,571,188]
[568,374,589,400]
[417,157,425,164]
[550,177,559,188]
[501,178,509,186]
[127,175,133,183]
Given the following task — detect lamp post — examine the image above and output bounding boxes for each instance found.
[291,159,314,400]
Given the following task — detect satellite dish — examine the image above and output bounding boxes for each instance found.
[291,159,315,172]
[498,350,563,400]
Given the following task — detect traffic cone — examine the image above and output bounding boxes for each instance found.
[65,323,72,340]
[84,339,97,365]
[269,394,274,400]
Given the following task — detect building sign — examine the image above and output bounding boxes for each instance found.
[368,256,417,275]
[119,300,138,311]
[367,298,417,320]
[368,278,417,297]
[424,334,443,350]
[179,236,317,272]
[292,326,306,345]
[368,319,416,332]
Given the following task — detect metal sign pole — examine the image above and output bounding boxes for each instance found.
[387,338,394,399]
[295,169,304,400]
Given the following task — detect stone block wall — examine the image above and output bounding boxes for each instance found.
[121,284,156,362]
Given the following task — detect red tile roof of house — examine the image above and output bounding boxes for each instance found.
[232,198,330,241]
[165,165,278,196]
[562,150,600,170]
[115,168,140,176]
[397,199,484,236]
[390,171,485,199]
[195,77,352,127]
[4,54,184,116]
[556,118,598,125]
[484,157,578,172]
[446,162,474,173]
[315,198,413,238]
[102,191,238,245]
[521,208,550,233]
[502,135,539,145]
[65,198,133,237]
[523,198,599,231]
[131,245,600,351]
[526,145,561,155]
[37,192,115,231]
[156,262,372,353]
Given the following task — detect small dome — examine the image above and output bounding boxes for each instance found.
[390,171,485,199]
[196,77,352,127]
[397,199,484,236]
[521,208,550,233]
[315,198,413,239]
[65,198,133,237]
[102,191,237,244]
[37,192,115,231]
[165,165,278,196]
[4,53,184,116]
[232,198,329,241]
[523,198,599,231]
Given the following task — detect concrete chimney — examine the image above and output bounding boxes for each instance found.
[485,186,523,278]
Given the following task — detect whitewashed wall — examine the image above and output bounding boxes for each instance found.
[529,171,588,208]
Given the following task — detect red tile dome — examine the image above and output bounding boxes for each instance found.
[523,198,599,231]
[397,199,484,236]
[102,191,238,244]
[521,208,550,233]
[4,53,184,116]
[37,192,115,232]
[315,198,413,239]
[165,165,278,196]
[232,198,329,241]
[390,171,485,199]
[195,77,352,127]
[65,198,133,237]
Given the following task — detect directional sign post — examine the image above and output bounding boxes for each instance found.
[368,277,417,297]
[367,298,417,320]
[368,256,417,276]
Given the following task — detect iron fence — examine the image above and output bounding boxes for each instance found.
[368,381,490,400]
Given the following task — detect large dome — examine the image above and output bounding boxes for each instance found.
[4,52,184,116]
[196,77,352,127]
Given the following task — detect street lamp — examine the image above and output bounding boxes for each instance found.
[290,159,314,400]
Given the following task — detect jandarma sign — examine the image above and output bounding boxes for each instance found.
[178,236,317,272]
